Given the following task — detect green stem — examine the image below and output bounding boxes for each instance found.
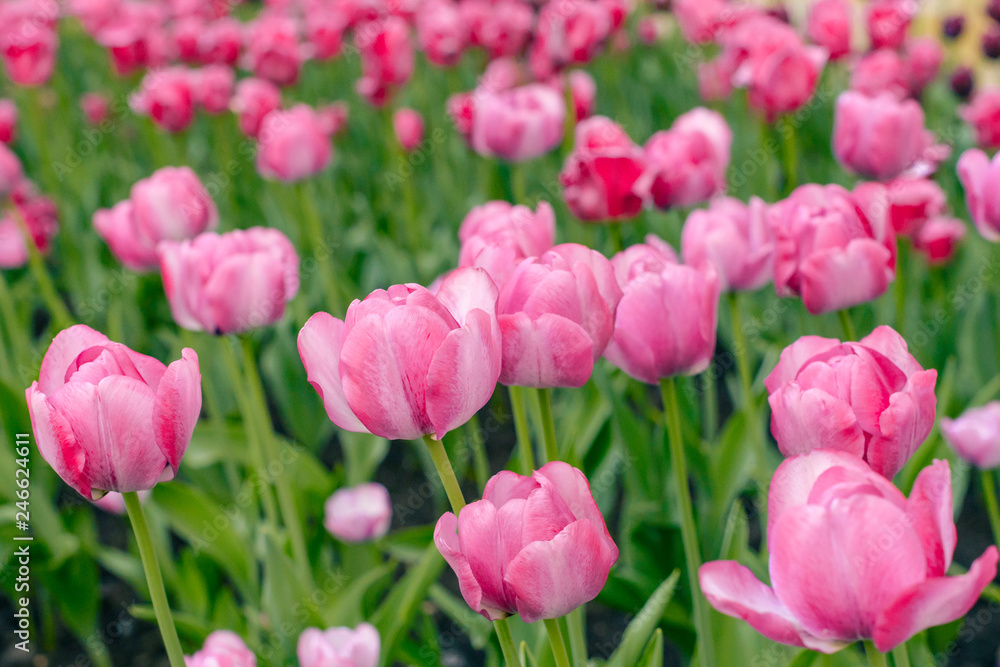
[565,608,587,667]
[0,271,29,377]
[218,338,279,525]
[465,414,491,494]
[608,222,624,254]
[891,644,911,667]
[895,244,908,335]
[543,618,571,667]
[534,388,559,464]
[701,361,717,441]
[296,181,342,315]
[123,492,185,667]
[510,163,527,205]
[838,309,857,341]
[239,337,312,586]
[422,434,466,514]
[509,386,536,475]
[562,80,577,157]
[779,118,798,195]
[729,294,771,496]
[864,640,887,667]
[659,377,714,666]
[982,469,1000,552]
[494,617,522,667]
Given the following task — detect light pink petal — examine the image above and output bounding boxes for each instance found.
[297,312,369,433]
[873,546,999,652]
[434,266,500,327]
[204,250,288,333]
[699,560,846,653]
[95,376,167,493]
[457,500,513,618]
[483,470,538,506]
[153,348,201,477]
[768,384,865,460]
[435,512,506,620]
[859,325,923,376]
[799,239,893,314]
[38,325,110,395]
[26,384,90,498]
[498,312,594,388]
[764,335,841,393]
[905,459,956,576]
[532,461,611,532]
[867,368,937,479]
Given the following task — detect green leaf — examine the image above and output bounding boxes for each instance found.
[637,628,663,667]
[320,561,396,627]
[261,526,321,659]
[429,583,493,649]
[606,569,680,667]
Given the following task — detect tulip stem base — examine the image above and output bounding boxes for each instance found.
[509,386,536,475]
[423,435,466,514]
[864,640,887,667]
[892,644,911,667]
[123,492,186,667]
[534,388,559,464]
[982,469,1000,552]
[543,618,572,667]
[659,376,714,667]
[837,309,857,341]
[494,617,522,667]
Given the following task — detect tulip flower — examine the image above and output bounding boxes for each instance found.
[305,5,346,61]
[568,70,597,121]
[529,0,613,79]
[458,200,555,290]
[942,402,1000,469]
[0,182,58,269]
[765,326,936,479]
[298,268,501,442]
[91,490,150,515]
[323,483,392,543]
[637,107,732,210]
[198,17,242,66]
[244,15,304,87]
[256,105,333,182]
[131,67,196,133]
[450,83,565,163]
[806,0,851,60]
[434,462,619,623]
[355,17,413,107]
[912,217,966,265]
[672,0,731,44]
[681,197,774,292]
[604,238,719,383]
[771,184,895,314]
[0,21,57,87]
[700,450,998,653]
[186,630,256,667]
[904,38,943,96]
[392,108,424,152]
[498,244,622,388]
[463,0,533,59]
[80,93,109,126]
[158,227,300,335]
[416,0,468,67]
[0,143,23,197]
[850,48,908,100]
[833,92,932,182]
[25,325,201,500]
[560,116,645,222]
[192,64,235,115]
[960,88,1000,150]
[230,78,282,139]
[298,624,380,667]
[957,148,1000,242]
[854,178,947,238]
[0,98,17,143]
[866,0,913,51]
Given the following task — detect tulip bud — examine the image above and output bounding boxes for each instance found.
[324,483,392,543]
[80,93,110,126]
[392,108,424,152]
[942,402,1000,469]
[256,105,333,182]
[298,624,379,667]
[942,15,965,40]
[187,630,256,667]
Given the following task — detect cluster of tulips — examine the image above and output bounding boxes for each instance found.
[5,0,1000,665]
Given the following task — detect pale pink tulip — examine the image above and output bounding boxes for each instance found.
[942,402,1000,469]
[192,65,235,114]
[850,48,908,100]
[256,105,332,182]
[297,624,379,667]
[323,483,392,543]
[186,630,256,667]
[834,92,930,182]
[456,84,565,163]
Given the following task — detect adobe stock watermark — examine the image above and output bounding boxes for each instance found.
[11,432,33,653]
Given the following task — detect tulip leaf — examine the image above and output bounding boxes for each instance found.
[637,628,663,667]
[261,526,321,658]
[320,561,396,627]
[129,604,210,643]
[184,421,251,469]
[520,641,539,667]
[605,569,680,667]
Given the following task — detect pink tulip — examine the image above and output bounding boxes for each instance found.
[637,107,732,210]
[305,5,346,61]
[91,489,151,515]
[0,143,24,197]
[806,0,851,60]
[158,227,300,334]
[673,0,730,44]
[0,99,17,143]
[957,148,1000,242]
[80,93,110,126]
[850,48,908,100]
[25,325,201,500]
[244,15,304,87]
[569,70,597,121]
[0,182,57,269]
[560,116,645,222]
[458,200,556,290]
[392,108,424,152]
[96,4,168,76]
[355,17,413,107]
[186,630,256,667]
[765,326,936,479]
[833,91,930,182]
[904,38,943,96]
[317,102,350,137]
[912,216,966,266]
[417,0,467,67]
[171,17,204,64]
[498,244,622,388]
[960,88,1000,150]
[529,0,612,79]
[198,17,243,66]
[297,624,379,667]
[866,0,913,51]
[681,197,774,292]
[853,178,946,238]
[0,7,57,87]
[462,0,533,59]
[453,83,565,163]
[323,483,392,543]
[298,268,501,441]
[193,65,235,115]
[770,184,895,314]
[131,68,196,133]
[230,78,282,139]
[434,462,619,623]
[700,450,998,653]
[604,239,719,383]
[256,105,332,182]
[698,60,734,102]
[942,402,1000,469]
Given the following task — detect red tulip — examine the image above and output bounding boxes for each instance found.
[701,450,998,652]
[297,268,501,441]
[25,325,201,500]
[434,462,619,623]
[765,326,936,479]
[854,178,946,238]
[560,116,645,222]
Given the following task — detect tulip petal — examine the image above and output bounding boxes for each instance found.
[505,519,617,623]
[768,384,865,460]
[26,384,90,498]
[434,512,508,620]
[873,546,999,652]
[205,250,288,333]
[906,459,955,577]
[859,325,923,376]
[533,461,614,535]
[153,348,202,477]
[699,560,846,653]
[96,376,167,493]
[866,368,937,479]
[298,312,369,433]
[798,239,892,314]
[434,267,499,327]
[483,470,539,506]
[498,312,594,388]
[38,325,109,395]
